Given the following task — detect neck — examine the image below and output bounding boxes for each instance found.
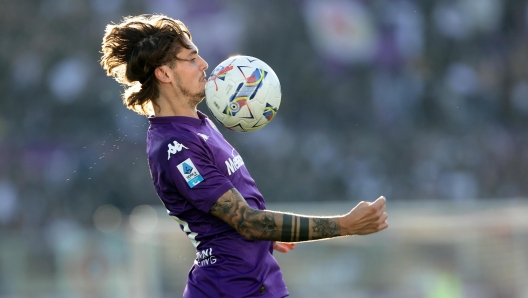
[154,93,199,118]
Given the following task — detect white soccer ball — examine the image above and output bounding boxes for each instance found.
[205,55,281,132]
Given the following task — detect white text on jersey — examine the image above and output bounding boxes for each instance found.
[225,153,244,175]
[196,247,217,266]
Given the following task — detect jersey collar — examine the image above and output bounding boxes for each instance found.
[148,111,208,128]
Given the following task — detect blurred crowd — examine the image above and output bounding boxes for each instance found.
[1,0,527,232]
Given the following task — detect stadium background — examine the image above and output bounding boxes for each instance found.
[1,0,528,297]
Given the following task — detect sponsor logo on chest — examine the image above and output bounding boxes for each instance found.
[225,149,245,176]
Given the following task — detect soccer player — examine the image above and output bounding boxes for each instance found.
[101,14,388,298]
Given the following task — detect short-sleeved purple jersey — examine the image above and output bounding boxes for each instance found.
[147,111,288,298]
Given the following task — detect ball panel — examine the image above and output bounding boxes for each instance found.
[265,84,282,110]
[205,55,281,132]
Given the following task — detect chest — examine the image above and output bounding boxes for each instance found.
[200,130,246,177]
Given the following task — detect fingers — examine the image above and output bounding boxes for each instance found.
[378,218,389,231]
[371,196,386,216]
[357,201,370,208]
[283,243,296,248]
[366,198,388,232]
[346,196,388,236]
[376,203,386,217]
[376,210,389,231]
[377,211,388,223]
[369,196,386,208]
[273,242,288,253]
[273,242,296,253]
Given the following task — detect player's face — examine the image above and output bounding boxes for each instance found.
[170,36,208,106]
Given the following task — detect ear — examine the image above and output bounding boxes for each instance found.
[154,65,172,83]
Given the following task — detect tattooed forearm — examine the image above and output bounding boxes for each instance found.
[256,214,278,236]
[210,197,234,214]
[299,217,309,241]
[280,214,293,242]
[312,218,339,238]
[237,208,279,239]
[280,215,340,242]
[210,189,279,240]
[210,188,342,242]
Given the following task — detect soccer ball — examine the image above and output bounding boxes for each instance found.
[205,55,281,132]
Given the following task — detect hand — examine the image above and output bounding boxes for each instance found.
[273,242,296,253]
[341,196,388,236]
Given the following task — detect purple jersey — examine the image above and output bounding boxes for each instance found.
[147,111,288,298]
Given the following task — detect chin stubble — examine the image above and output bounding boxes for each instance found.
[174,75,206,105]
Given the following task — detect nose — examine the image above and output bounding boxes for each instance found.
[199,56,208,71]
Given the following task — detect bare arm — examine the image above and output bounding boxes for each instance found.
[210,188,388,242]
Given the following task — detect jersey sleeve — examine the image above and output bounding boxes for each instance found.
[163,136,233,213]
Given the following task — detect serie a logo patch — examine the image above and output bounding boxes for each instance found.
[177,158,204,188]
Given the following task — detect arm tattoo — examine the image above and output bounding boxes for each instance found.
[256,214,278,236]
[281,215,340,242]
[280,214,309,242]
[299,217,309,241]
[210,197,234,214]
[280,214,293,242]
[211,188,340,242]
[210,188,279,240]
[312,218,338,238]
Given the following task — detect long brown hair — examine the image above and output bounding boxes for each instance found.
[100,14,192,115]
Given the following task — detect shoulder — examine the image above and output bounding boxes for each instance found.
[148,129,208,163]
